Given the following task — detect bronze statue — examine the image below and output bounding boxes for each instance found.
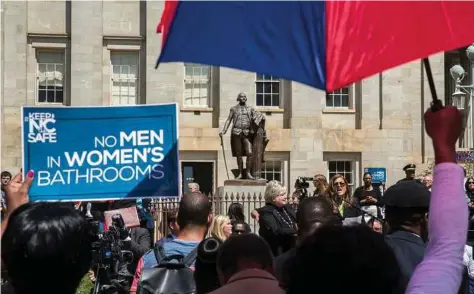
[220,92,269,180]
[251,111,269,179]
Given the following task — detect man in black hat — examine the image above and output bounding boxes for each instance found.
[385,180,469,294]
[384,181,430,293]
[397,164,422,185]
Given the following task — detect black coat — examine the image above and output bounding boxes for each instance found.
[257,204,297,257]
[385,230,425,293]
[122,227,152,280]
[385,230,468,294]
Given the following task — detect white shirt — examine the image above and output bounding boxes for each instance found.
[463,245,474,278]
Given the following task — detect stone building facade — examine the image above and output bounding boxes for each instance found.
[0,1,469,195]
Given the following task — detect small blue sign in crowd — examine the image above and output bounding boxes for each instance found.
[22,103,180,202]
[364,167,387,184]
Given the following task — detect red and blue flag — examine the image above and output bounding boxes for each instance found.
[156,1,474,92]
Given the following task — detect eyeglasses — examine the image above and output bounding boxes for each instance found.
[333,181,346,187]
[468,182,474,184]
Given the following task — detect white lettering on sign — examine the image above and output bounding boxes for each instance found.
[26,112,57,143]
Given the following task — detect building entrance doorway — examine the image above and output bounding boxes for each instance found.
[181,162,214,195]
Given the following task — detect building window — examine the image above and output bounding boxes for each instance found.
[261,161,283,183]
[328,160,354,193]
[184,63,211,107]
[326,87,350,108]
[110,52,139,105]
[36,51,65,104]
[256,74,281,107]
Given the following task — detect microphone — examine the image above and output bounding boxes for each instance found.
[86,202,93,218]
[341,198,384,224]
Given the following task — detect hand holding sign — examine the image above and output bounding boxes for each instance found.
[1,170,34,237]
[5,171,34,215]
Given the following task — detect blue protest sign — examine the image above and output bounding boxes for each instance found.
[363,167,387,184]
[22,104,180,202]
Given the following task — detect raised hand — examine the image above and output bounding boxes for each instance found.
[4,170,34,215]
[424,106,462,164]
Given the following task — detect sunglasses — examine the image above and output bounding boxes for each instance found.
[333,181,346,187]
[468,182,474,184]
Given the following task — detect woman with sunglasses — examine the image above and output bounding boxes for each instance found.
[325,175,359,220]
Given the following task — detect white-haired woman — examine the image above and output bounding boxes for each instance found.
[257,181,297,256]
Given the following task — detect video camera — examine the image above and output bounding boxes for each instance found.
[89,214,134,294]
[295,177,313,201]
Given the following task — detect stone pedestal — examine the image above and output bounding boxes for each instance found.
[218,179,267,197]
[215,179,267,232]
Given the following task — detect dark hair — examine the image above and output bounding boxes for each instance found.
[177,192,211,229]
[227,203,245,222]
[385,206,427,230]
[367,217,378,227]
[231,219,251,234]
[296,197,341,239]
[465,177,474,192]
[1,171,12,179]
[363,172,372,178]
[2,202,92,294]
[194,237,222,294]
[287,225,400,294]
[166,208,178,224]
[217,234,273,280]
[366,217,384,233]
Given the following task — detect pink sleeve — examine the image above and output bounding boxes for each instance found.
[406,163,468,293]
[131,256,144,292]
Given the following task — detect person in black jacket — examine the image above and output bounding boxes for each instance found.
[257,181,297,257]
[353,172,383,222]
[384,181,469,294]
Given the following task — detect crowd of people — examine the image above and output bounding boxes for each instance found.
[0,106,472,294]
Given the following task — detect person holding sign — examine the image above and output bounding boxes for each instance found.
[1,171,92,294]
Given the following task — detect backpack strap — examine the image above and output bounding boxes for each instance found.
[153,239,167,265]
[182,247,198,267]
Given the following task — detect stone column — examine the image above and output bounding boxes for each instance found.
[70,1,103,106]
[1,1,27,172]
[146,1,180,105]
[289,83,325,186]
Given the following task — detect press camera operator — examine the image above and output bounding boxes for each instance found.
[89,208,151,294]
[118,223,151,279]
[292,177,313,200]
